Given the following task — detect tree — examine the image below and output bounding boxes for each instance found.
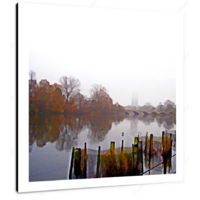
[29,70,37,97]
[164,100,175,108]
[156,102,165,112]
[73,92,87,113]
[113,103,125,114]
[90,84,109,102]
[29,70,36,81]
[60,76,80,102]
[48,90,64,113]
[90,84,113,114]
[165,104,174,112]
[142,102,154,111]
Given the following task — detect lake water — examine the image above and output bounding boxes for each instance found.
[29,114,176,181]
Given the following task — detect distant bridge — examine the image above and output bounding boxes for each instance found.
[125,110,173,117]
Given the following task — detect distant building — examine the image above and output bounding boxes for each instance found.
[131,92,138,108]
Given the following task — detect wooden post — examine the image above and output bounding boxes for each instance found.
[141,141,143,174]
[110,141,115,153]
[121,140,124,152]
[69,147,74,179]
[145,132,148,168]
[137,141,141,164]
[132,144,135,169]
[74,148,81,177]
[163,156,167,174]
[168,134,173,173]
[149,153,151,175]
[145,132,148,152]
[83,142,87,178]
[170,134,172,156]
[166,135,168,155]
[96,146,101,178]
[134,137,138,146]
[162,131,165,153]
[150,134,153,155]
[148,134,153,175]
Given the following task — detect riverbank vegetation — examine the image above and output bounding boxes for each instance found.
[29,71,125,116]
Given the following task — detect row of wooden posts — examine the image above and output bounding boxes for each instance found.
[69,131,173,179]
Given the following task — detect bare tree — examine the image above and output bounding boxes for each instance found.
[90,84,108,102]
[29,70,37,96]
[29,70,36,81]
[90,84,113,113]
[60,76,81,102]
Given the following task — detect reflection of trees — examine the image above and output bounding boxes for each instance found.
[155,116,165,127]
[136,115,155,125]
[30,114,123,151]
[87,116,113,143]
[29,115,65,148]
[56,117,86,152]
[113,115,125,126]
[56,126,78,152]
[155,116,174,130]
[124,115,175,133]
[139,115,155,126]
[163,116,174,130]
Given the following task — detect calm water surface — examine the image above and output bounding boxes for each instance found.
[29,115,176,181]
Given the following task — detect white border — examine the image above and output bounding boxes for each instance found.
[18,3,184,193]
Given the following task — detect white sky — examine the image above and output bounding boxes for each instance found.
[27,4,181,107]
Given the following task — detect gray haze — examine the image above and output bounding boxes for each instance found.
[27,5,178,107]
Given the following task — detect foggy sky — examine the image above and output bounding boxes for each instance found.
[27,4,179,107]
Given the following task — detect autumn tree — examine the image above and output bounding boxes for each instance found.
[112,103,125,114]
[90,84,113,114]
[90,84,108,102]
[60,76,81,102]
[47,90,65,113]
[73,92,89,113]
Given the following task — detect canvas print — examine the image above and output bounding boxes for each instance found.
[17,3,183,192]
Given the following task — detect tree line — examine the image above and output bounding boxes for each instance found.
[29,71,125,115]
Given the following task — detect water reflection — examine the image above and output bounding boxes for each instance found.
[87,116,112,143]
[140,115,155,125]
[29,114,175,151]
